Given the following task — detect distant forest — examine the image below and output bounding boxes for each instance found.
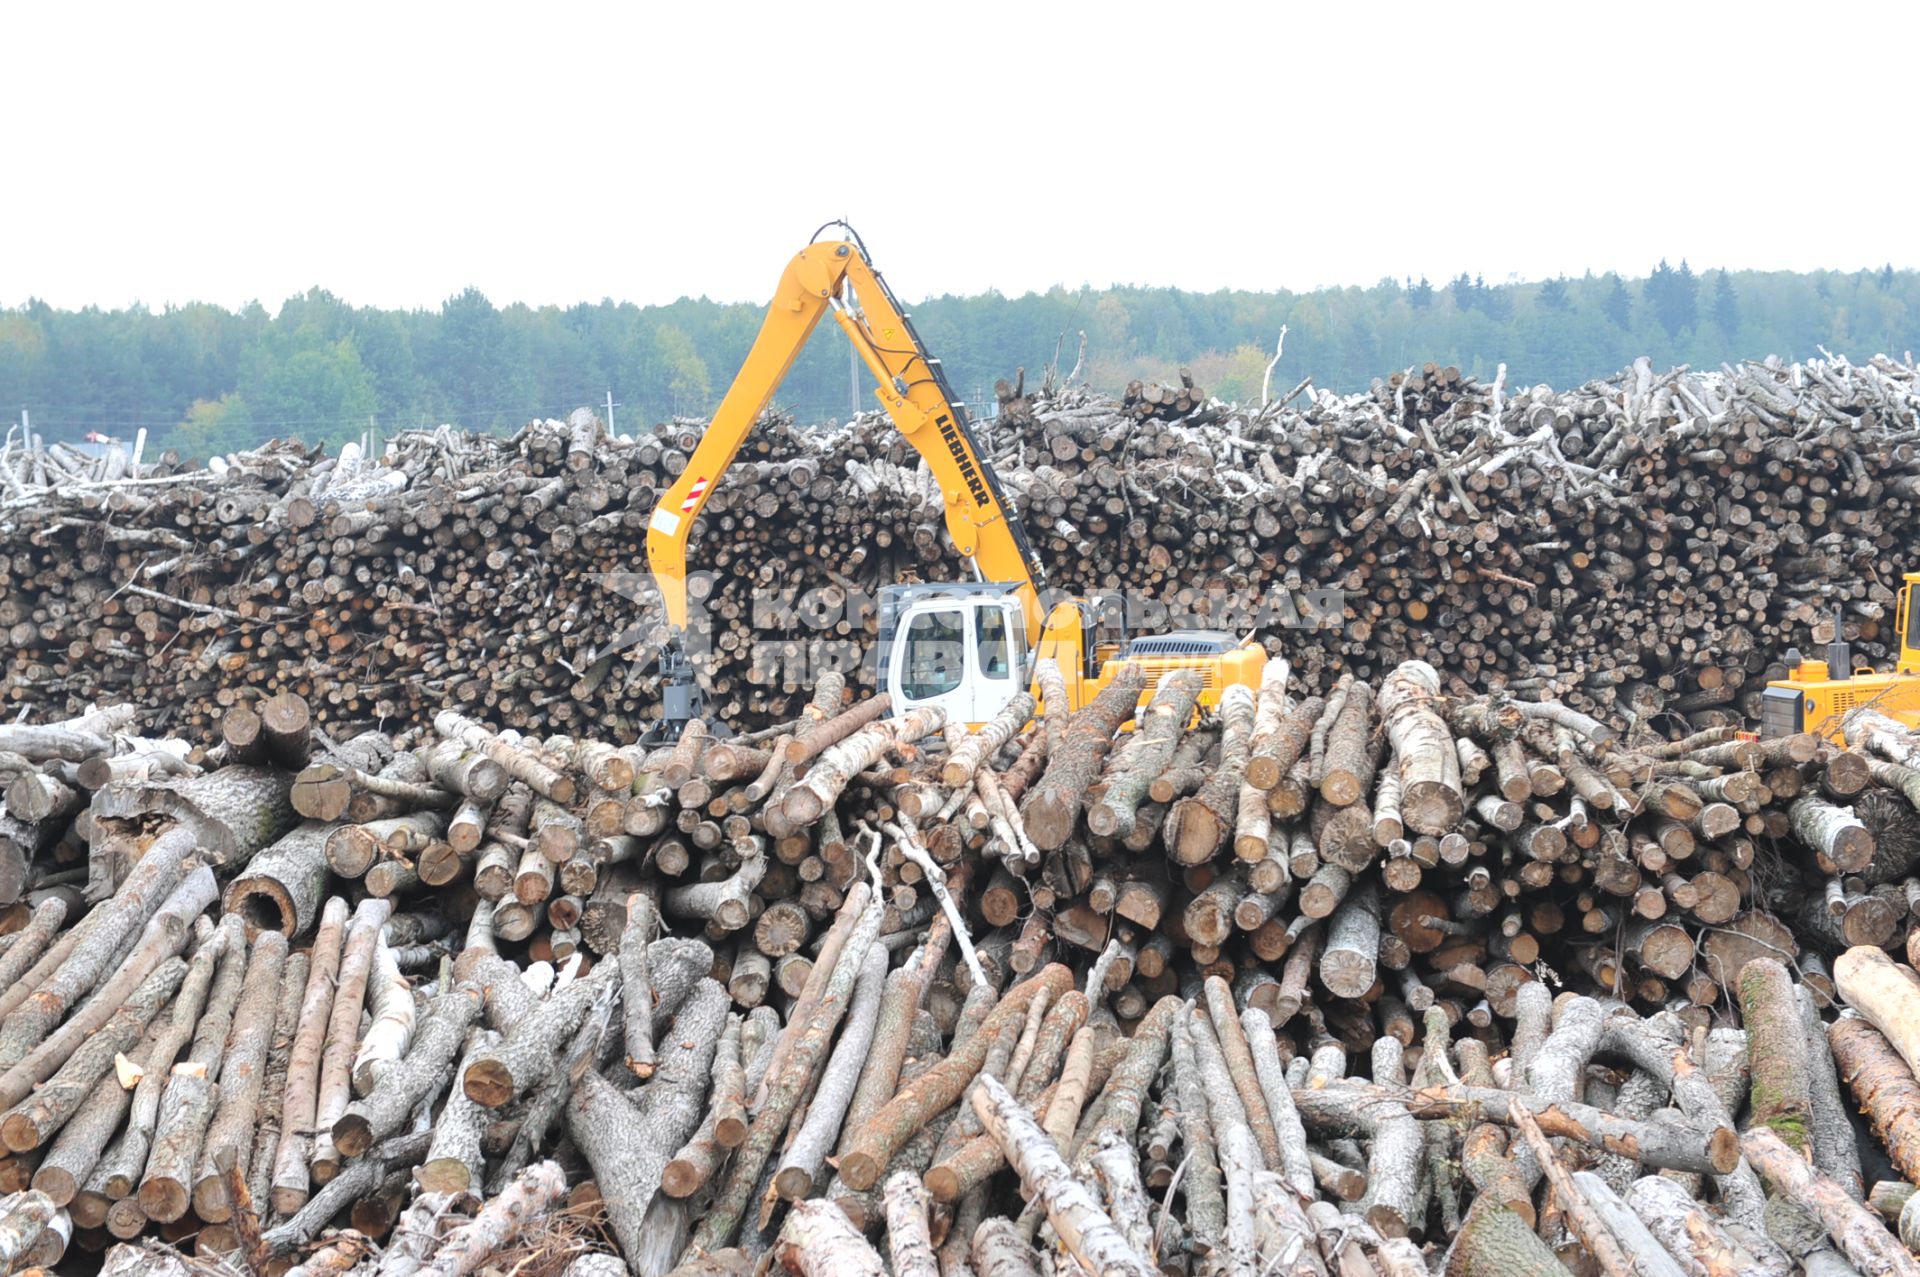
[2,264,1915,459]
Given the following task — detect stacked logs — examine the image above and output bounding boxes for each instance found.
[981,656,1920,1039]
[7,664,1920,1273]
[7,353,1920,739]
[1120,369,1208,422]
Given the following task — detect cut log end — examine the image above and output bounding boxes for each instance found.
[136,1178,191,1225]
[331,1113,374,1160]
[838,1150,883,1193]
[412,1158,475,1197]
[0,1115,39,1154]
[1401,783,1465,836]
[224,880,297,936]
[1706,1124,1741,1174]
[773,1164,817,1202]
[463,1059,517,1109]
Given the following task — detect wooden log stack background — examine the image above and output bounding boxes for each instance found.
[5,352,1920,740]
[1,654,1920,1273]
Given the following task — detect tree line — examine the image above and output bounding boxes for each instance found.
[0,264,1914,458]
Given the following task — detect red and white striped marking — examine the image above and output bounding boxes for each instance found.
[680,476,710,512]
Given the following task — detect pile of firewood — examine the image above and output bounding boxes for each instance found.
[1120,370,1208,421]
[6,353,1920,740]
[3,658,1920,1275]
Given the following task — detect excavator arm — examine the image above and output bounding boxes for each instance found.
[645,235,1046,644]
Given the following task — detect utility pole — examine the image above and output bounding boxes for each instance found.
[605,389,619,435]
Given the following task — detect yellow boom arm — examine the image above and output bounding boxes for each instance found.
[645,237,1046,641]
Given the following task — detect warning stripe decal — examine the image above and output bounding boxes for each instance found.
[680,476,710,513]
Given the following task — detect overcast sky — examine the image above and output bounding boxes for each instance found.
[6,2,1914,314]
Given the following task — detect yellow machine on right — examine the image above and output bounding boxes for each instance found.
[1763,571,1920,742]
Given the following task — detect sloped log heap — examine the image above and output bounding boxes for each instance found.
[3,667,1920,1275]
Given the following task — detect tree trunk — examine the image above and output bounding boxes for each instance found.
[191,929,291,1220]
[569,980,729,1266]
[415,1028,501,1195]
[1202,977,1284,1173]
[1443,1200,1571,1277]
[93,919,229,1204]
[884,1171,940,1277]
[310,896,393,1183]
[838,964,1072,1191]
[1836,946,1920,1080]
[136,1067,218,1223]
[773,1199,886,1277]
[1737,957,1811,1155]
[1741,1126,1920,1277]
[1792,795,1876,874]
[223,821,332,938]
[0,956,182,1153]
[0,864,216,1114]
[780,707,944,829]
[1830,1016,1920,1186]
[971,1218,1043,1277]
[333,984,482,1158]
[942,693,1035,788]
[694,903,882,1251]
[463,962,613,1108]
[621,892,659,1078]
[1168,682,1257,864]
[94,764,298,876]
[972,1074,1157,1277]
[1022,667,1148,851]
[773,941,888,1200]
[270,895,348,1216]
[1626,1174,1762,1277]
[0,831,195,1069]
[1086,672,1202,838]
[1377,660,1464,834]
[422,1159,567,1277]
[662,1012,745,1199]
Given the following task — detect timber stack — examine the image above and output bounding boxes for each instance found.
[4,668,1920,1275]
[5,353,1920,738]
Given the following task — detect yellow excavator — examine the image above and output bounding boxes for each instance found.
[1763,572,1920,741]
[642,224,1266,738]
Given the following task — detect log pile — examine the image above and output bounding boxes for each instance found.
[6,353,1920,740]
[1,664,1920,1276]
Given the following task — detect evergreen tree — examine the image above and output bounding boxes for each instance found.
[1449,273,1478,312]
[1602,273,1633,328]
[1661,259,1699,333]
[1537,277,1571,311]
[1481,281,1515,323]
[1408,276,1433,310]
[1645,260,1675,331]
[1712,270,1739,335]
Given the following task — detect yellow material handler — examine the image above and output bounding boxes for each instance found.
[1763,572,1920,742]
[640,224,1265,741]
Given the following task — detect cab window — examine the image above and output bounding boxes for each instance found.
[1908,586,1920,650]
[902,609,965,700]
[977,606,1010,679]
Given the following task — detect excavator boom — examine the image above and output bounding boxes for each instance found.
[645,235,1045,642]
[641,226,1267,740]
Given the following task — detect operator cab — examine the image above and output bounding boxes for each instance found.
[878,582,1028,727]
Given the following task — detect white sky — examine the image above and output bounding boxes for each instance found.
[5,1,1915,313]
